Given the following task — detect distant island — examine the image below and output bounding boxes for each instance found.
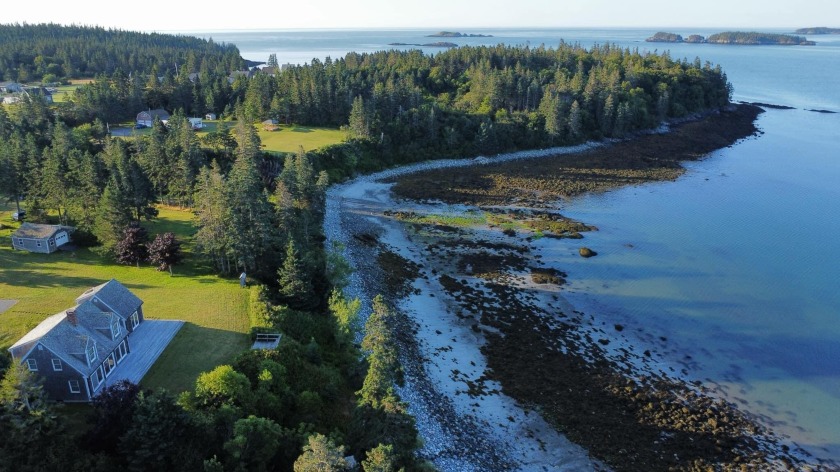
[427,31,493,38]
[647,31,815,46]
[794,27,840,34]
[388,41,458,48]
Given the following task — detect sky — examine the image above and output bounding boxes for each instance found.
[2,0,838,32]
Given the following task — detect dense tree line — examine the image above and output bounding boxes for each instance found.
[0,23,244,83]
[1,31,736,470]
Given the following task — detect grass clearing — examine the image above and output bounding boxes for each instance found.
[0,203,249,394]
[112,121,344,155]
[256,124,345,153]
[51,84,82,103]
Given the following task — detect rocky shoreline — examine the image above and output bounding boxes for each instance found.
[325,105,834,471]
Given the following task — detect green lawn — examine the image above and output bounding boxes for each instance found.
[51,84,82,103]
[117,121,345,154]
[0,203,250,394]
[256,124,345,153]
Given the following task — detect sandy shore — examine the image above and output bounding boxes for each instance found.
[325,105,832,471]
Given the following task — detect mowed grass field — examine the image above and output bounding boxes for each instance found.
[0,203,250,394]
[255,124,345,153]
[114,121,345,154]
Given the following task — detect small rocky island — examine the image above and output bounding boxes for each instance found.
[647,31,815,45]
[427,31,493,38]
[388,41,458,48]
[794,27,840,34]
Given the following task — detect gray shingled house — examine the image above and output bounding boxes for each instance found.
[11,223,73,253]
[8,279,145,402]
[136,108,170,127]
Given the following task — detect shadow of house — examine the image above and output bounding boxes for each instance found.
[8,279,147,402]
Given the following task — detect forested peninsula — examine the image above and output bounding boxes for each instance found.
[1,23,749,472]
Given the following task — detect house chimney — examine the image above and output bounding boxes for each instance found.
[66,309,78,326]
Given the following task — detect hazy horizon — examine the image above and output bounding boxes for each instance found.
[4,0,838,32]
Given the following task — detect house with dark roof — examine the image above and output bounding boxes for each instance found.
[136,109,171,128]
[24,86,53,103]
[12,223,73,253]
[8,280,145,402]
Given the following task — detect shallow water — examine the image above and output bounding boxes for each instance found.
[553,108,840,459]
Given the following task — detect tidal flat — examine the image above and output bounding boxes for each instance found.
[328,104,833,471]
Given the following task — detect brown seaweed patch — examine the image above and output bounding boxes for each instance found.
[530,267,567,285]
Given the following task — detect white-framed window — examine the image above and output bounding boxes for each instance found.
[36,241,42,247]
[110,315,121,339]
[52,358,63,371]
[68,380,81,394]
[26,359,38,371]
[15,238,23,245]
[86,341,97,364]
[130,311,140,329]
[91,368,103,389]
[116,340,128,363]
[103,354,116,377]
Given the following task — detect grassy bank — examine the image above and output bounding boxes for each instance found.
[0,204,249,394]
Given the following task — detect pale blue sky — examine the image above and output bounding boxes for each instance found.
[4,0,838,31]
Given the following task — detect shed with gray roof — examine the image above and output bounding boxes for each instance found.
[11,223,73,253]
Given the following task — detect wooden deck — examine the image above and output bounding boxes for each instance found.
[104,319,184,387]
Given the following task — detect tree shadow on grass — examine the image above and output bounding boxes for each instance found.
[140,322,250,394]
[0,268,137,290]
[289,126,314,133]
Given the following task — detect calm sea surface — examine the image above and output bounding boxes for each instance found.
[194,28,840,461]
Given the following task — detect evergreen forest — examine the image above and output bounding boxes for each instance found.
[0,24,735,472]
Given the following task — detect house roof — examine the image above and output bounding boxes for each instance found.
[138,109,170,120]
[12,223,71,240]
[10,280,139,376]
[75,279,143,320]
[9,308,124,376]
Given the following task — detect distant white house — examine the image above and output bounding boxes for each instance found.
[188,118,204,130]
[2,96,21,105]
[205,113,217,120]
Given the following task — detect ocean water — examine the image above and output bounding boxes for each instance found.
[198,28,840,462]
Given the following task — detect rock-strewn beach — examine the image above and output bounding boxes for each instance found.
[325,105,832,471]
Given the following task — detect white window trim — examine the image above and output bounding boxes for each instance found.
[130,311,140,329]
[91,366,104,390]
[86,341,97,364]
[26,359,38,371]
[52,358,62,371]
[111,316,121,339]
[68,380,80,394]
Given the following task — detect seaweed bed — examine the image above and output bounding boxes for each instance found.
[375,104,833,470]
[391,105,764,206]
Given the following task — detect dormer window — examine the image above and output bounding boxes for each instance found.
[86,341,97,364]
[110,315,121,339]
